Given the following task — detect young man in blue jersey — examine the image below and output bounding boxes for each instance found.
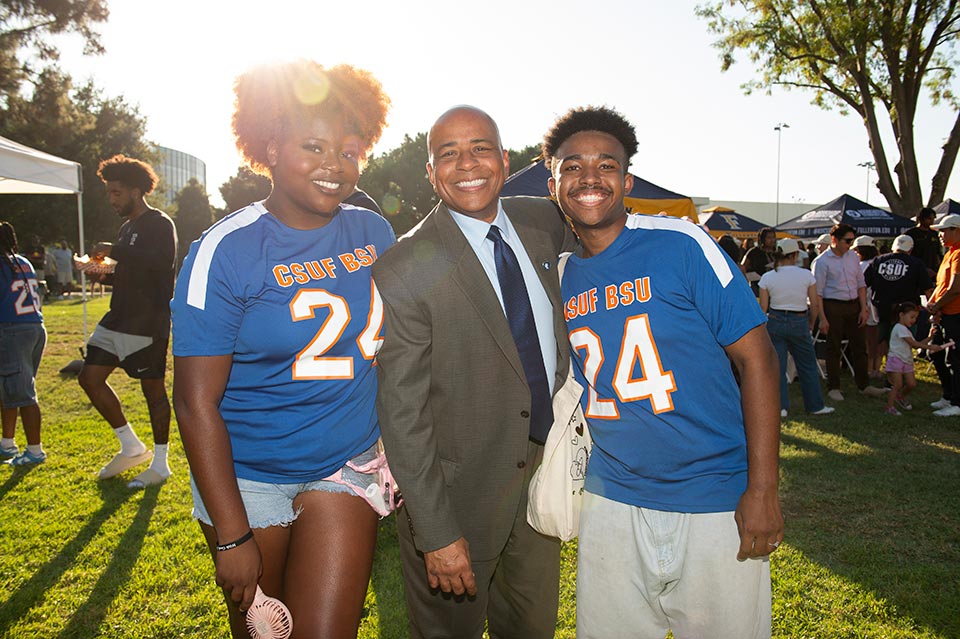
[544,106,783,638]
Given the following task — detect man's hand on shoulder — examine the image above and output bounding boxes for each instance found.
[424,536,477,596]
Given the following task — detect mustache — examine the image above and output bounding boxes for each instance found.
[570,185,613,197]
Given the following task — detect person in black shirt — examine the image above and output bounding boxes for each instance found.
[78,155,178,489]
[906,207,943,278]
[905,207,944,350]
[741,227,776,295]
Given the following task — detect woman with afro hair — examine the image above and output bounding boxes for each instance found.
[171,60,395,638]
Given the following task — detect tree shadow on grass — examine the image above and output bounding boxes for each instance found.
[779,397,960,637]
[0,463,41,502]
[56,484,160,638]
[0,481,155,637]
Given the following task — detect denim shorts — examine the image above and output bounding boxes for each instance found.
[191,441,386,529]
[0,323,46,408]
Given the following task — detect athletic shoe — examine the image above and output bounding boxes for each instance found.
[0,445,19,460]
[895,396,913,411]
[127,467,170,490]
[810,406,835,415]
[860,386,889,398]
[780,409,788,418]
[883,406,902,416]
[930,398,952,410]
[828,389,844,401]
[98,450,152,479]
[933,405,960,417]
[7,449,46,466]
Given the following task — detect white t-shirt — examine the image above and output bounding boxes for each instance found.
[888,323,914,363]
[758,265,816,312]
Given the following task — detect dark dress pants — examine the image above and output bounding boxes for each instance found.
[938,313,960,407]
[397,440,561,639]
[822,299,869,390]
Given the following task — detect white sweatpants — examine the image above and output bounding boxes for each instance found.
[577,491,771,639]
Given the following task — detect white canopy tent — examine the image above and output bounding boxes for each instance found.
[0,135,91,343]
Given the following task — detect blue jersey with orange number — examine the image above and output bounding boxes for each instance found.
[561,214,765,513]
[0,255,42,323]
[171,202,396,483]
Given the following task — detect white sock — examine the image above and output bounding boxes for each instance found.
[1,437,15,451]
[26,444,43,456]
[114,424,146,456]
[150,443,171,476]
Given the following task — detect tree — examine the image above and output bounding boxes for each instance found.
[508,144,543,173]
[218,166,272,218]
[173,178,214,264]
[0,68,155,247]
[359,133,434,235]
[696,0,960,216]
[0,0,109,97]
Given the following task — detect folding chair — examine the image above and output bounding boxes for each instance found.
[813,329,855,379]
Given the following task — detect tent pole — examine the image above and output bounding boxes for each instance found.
[77,191,88,351]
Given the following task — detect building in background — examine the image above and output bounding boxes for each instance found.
[154,145,206,206]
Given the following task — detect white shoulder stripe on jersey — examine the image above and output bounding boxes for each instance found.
[186,202,267,310]
[624,214,734,287]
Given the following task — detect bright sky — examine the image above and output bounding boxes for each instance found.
[54,0,959,211]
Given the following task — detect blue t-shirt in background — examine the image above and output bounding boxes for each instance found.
[562,214,765,513]
[0,255,42,323]
[171,202,396,483]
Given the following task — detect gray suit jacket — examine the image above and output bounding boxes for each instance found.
[374,196,573,561]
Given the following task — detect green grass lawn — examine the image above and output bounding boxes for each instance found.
[1,296,957,638]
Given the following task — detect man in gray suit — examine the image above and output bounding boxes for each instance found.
[374,106,574,638]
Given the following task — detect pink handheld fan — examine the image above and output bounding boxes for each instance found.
[245,586,293,639]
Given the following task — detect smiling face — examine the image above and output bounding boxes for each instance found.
[548,130,633,235]
[265,113,361,229]
[426,107,508,223]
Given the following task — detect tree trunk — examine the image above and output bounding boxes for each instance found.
[929,110,960,207]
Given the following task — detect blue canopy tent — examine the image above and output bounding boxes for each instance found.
[934,198,960,222]
[699,206,774,240]
[501,160,698,221]
[777,193,914,238]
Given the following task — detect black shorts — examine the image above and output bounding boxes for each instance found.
[84,338,168,379]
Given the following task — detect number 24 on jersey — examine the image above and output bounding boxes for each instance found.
[569,313,676,418]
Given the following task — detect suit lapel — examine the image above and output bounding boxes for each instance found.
[433,205,526,380]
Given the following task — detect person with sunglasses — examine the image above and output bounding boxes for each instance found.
[811,223,887,401]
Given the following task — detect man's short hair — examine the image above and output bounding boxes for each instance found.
[97,155,158,194]
[831,223,856,239]
[758,227,775,244]
[542,106,638,171]
[919,207,937,221]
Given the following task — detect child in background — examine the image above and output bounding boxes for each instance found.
[884,302,951,416]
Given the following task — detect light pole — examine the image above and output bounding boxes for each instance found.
[858,161,876,202]
[774,123,789,226]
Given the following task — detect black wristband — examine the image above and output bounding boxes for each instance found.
[216,529,254,552]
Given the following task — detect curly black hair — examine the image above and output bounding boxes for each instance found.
[233,60,390,176]
[542,106,638,171]
[97,155,159,194]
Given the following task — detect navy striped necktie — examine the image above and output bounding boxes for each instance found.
[487,225,552,443]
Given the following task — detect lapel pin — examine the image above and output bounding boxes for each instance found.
[542,260,551,270]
